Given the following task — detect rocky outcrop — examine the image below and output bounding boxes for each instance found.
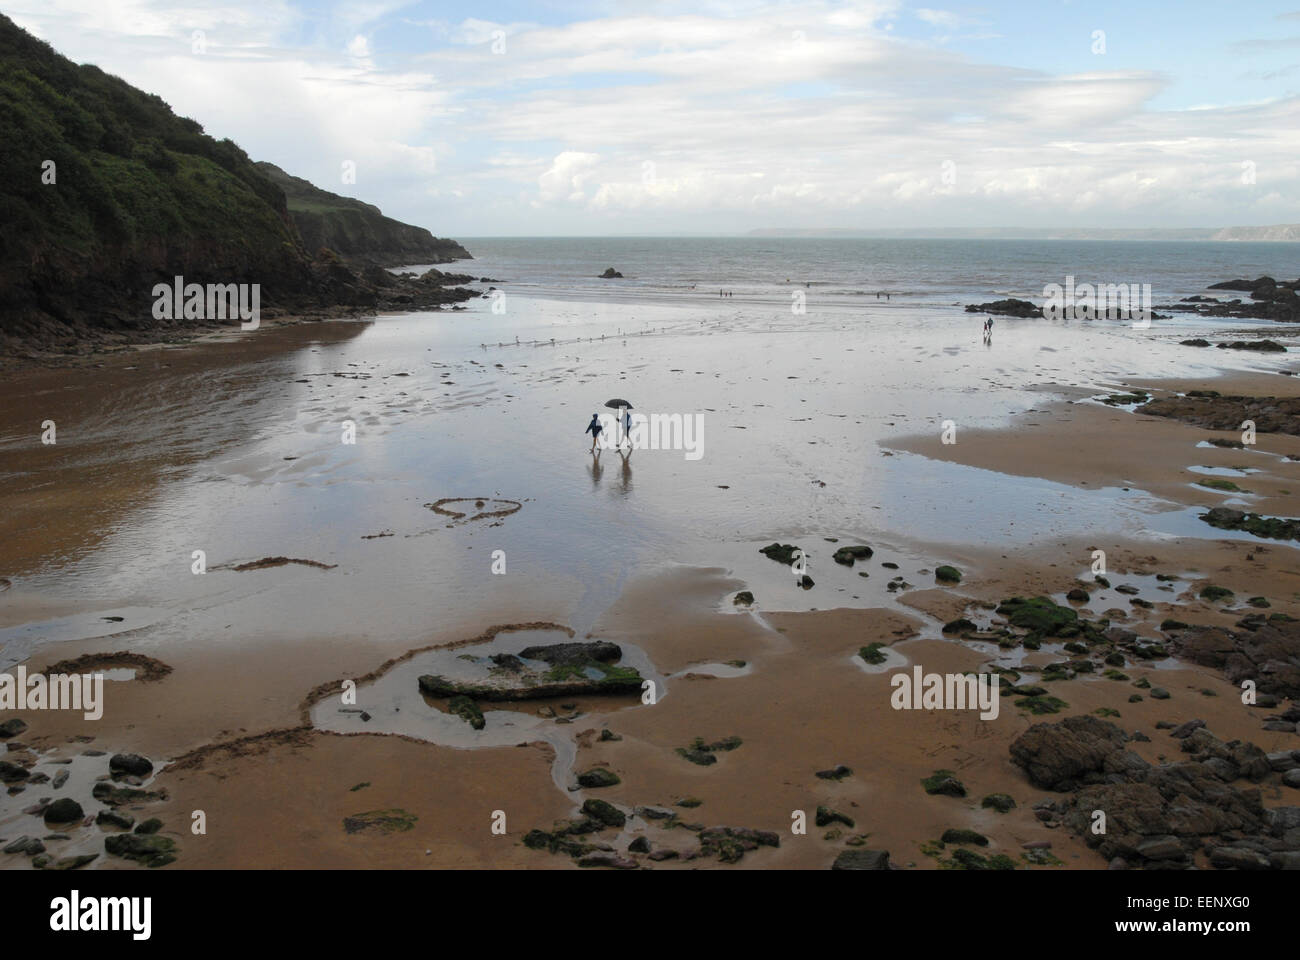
[964,298,1039,318]
[0,14,474,358]
[1164,617,1300,699]
[255,162,470,266]
[1171,276,1300,323]
[1011,716,1300,869]
[1139,393,1300,438]
[417,640,643,702]
[1199,507,1300,543]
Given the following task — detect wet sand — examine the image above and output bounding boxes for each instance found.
[1,294,1298,870]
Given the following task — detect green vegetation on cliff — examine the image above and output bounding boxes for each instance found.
[255,162,470,265]
[0,14,470,350]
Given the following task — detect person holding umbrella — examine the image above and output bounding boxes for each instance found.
[604,398,634,450]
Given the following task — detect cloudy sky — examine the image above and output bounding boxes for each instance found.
[7,0,1300,235]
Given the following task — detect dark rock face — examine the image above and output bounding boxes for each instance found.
[1012,716,1300,869]
[964,298,1039,318]
[0,14,473,358]
[1167,619,1300,699]
[599,267,624,278]
[255,161,470,266]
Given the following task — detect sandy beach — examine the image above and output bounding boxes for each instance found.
[2,289,1297,872]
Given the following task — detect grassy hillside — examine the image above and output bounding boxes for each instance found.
[0,14,470,350]
[256,162,470,265]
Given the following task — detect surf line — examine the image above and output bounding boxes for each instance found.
[890,666,999,720]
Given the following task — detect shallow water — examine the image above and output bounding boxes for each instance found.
[1,292,1295,672]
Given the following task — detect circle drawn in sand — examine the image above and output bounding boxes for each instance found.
[425,498,522,522]
[41,651,173,682]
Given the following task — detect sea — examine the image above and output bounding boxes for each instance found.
[449,236,1300,312]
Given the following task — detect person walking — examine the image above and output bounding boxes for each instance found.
[586,413,604,452]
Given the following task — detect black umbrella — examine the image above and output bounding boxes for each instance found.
[604,398,634,410]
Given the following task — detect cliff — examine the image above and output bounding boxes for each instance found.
[254,162,470,266]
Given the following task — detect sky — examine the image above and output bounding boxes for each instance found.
[6,0,1300,236]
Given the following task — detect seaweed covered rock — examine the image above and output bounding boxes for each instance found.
[447,695,485,730]
[1200,507,1300,542]
[996,596,1079,635]
[104,833,178,868]
[759,543,802,565]
[417,640,643,701]
[832,545,873,566]
[577,767,621,788]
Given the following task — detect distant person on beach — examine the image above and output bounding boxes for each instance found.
[586,414,603,452]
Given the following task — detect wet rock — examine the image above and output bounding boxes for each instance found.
[733,591,754,606]
[1009,715,1137,790]
[577,767,621,788]
[0,719,28,739]
[1150,687,1171,700]
[599,728,622,742]
[1209,846,1271,870]
[578,852,637,868]
[647,849,679,861]
[1066,588,1090,603]
[996,596,1078,636]
[104,833,177,868]
[447,695,485,730]
[3,836,43,855]
[134,818,164,835]
[1171,720,1206,739]
[832,849,891,870]
[816,764,853,781]
[489,653,524,672]
[581,798,626,828]
[815,806,854,828]
[91,782,165,807]
[1170,613,1300,697]
[43,798,84,824]
[108,754,154,778]
[1284,770,1300,789]
[628,836,650,853]
[515,641,621,665]
[920,769,966,797]
[832,545,873,566]
[940,828,988,846]
[599,267,624,279]
[95,810,135,830]
[1267,751,1299,772]
[981,793,1016,813]
[758,543,801,565]
[0,760,30,782]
